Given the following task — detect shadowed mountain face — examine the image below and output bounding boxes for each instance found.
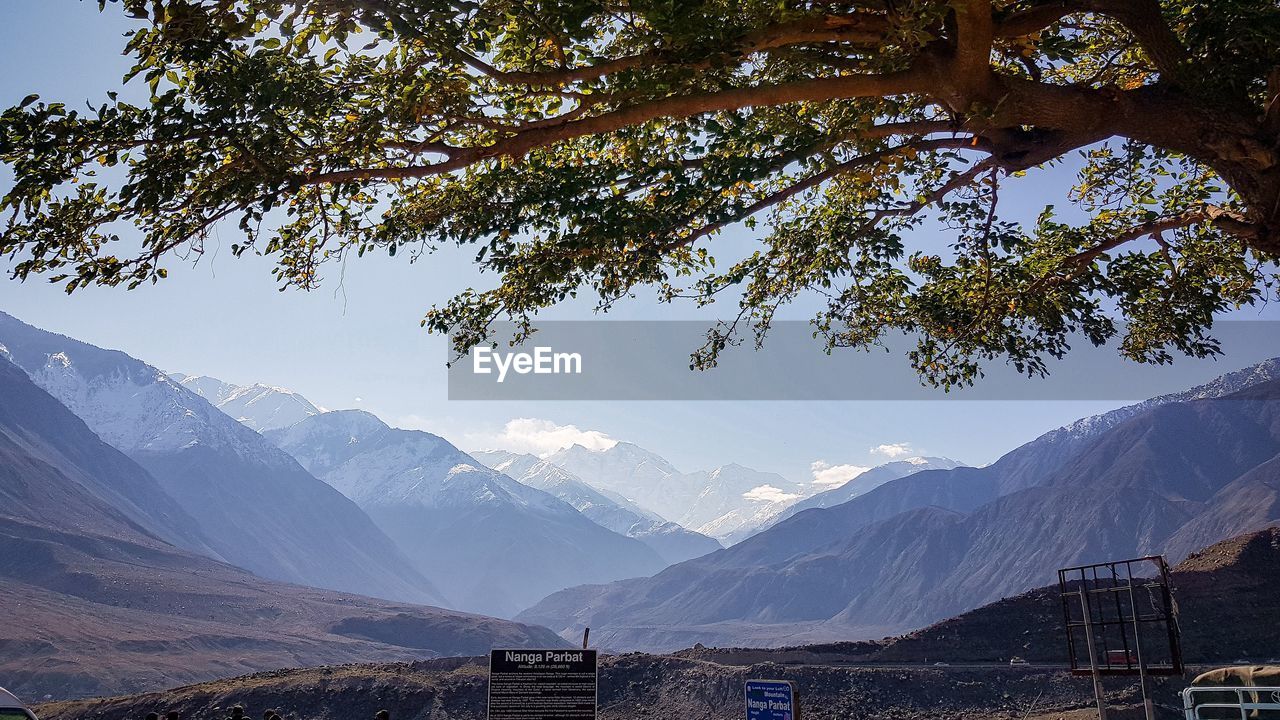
[0,357,565,701]
[472,450,721,565]
[0,358,211,553]
[0,516,567,702]
[0,312,445,606]
[268,411,667,618]
[519,369,1280,651]
[858,526,1280,665]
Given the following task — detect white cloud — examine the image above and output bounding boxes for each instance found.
[473,418,618,457]
[870,442,914,459]
[810,461,871,487]
[742,484,801,504]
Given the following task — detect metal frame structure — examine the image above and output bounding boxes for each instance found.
[1058,555,1183,720]
[1059,555,1183,676]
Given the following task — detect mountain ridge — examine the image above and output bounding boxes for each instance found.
[0,311,446,606]
[268,411,668,617]
[518,360,1280,650]
[173,373,325,432]
[0,354,565,701]
[472,449,721,564]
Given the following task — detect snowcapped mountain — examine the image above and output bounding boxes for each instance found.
[0,355,214,554]
[172,373,324,431]
[0,356,566,698]
[755,456,967,535]
[545,443,810,543]
[678,463,807,538]
[0,311,446,607]
[473,450,721,564]
[268,412,667,617]
[545,442,688,520]
[169,373,238,404]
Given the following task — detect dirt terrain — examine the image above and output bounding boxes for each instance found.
[21,525,1279,719]
[36,655,1186,720]
[0,517,563,701]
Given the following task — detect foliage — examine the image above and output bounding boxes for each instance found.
[3,0,1280,385]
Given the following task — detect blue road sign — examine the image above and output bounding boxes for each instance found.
[746,679,798,720]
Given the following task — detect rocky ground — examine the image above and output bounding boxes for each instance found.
[36,654,1191,720]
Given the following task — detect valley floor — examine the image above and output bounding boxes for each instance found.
[35,654,1192,720]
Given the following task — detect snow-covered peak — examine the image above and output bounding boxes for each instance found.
[554,440,682,476]
[272,412,572,515]
[0,312,294,467]
[678,464,806,536]
[472,449,542,478]
[605,441,683,472]
[173,373,324,431]
[175,374,241,405]
[1051,357,1280,443]
[898,456,963,469]
[264,409,389,475]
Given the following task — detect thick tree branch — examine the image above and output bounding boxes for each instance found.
[996,0,1189,78]
[455,14,894,87]
[302,68,932,185]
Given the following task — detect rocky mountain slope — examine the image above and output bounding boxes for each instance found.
[31,530,1280,714]
[0,515,565,701]
[172,374,324,431]
[0,358,563,701]
[519,364,1280,650]
[0,312,444,606]
[473,450,720,564]
[0,357,213,555]
[34,656,1157,720]
[686,526,1280,667]
[870,525,1280,665]
[268,411,667,617]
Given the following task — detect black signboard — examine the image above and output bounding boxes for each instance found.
[488,649,598,720]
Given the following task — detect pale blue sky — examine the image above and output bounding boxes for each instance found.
[0,1,1272,484]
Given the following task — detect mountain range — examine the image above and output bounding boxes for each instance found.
[7,305,1279,678]
[518,359,1280,650]
[756,456,965,533]
[544,443,812,542]
[266,411,668,617]
[0,311,445,606]
[472,450,722,564]
[0,352,561,701]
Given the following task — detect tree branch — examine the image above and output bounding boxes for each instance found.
[996,0,1189,79]
[454,13,895,87]
[301,67,932,185]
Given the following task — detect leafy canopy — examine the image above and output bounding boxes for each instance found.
[3,0,1280,385]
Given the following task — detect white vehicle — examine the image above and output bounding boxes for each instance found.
[1009,657,1030,666]
[0,688,38,720]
